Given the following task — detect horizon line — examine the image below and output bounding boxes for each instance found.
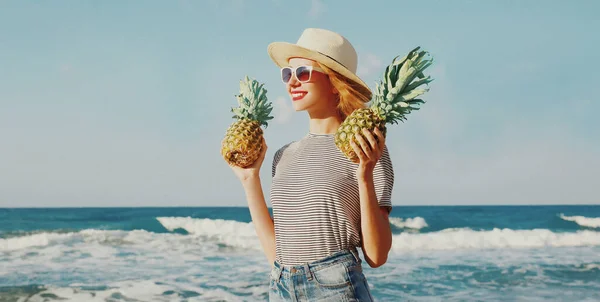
[2,203,599,209]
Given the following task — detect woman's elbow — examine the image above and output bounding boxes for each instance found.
[366,251,389,268]
[370,240,392,267]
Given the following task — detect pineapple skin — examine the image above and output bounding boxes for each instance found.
[334,108,386,163]
[221,119,264,168]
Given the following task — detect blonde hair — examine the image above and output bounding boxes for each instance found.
[317,63,372,119]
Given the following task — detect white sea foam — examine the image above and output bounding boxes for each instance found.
[0,231,60,251]
[389,217,428,229]
[392,228,600,252]
[156,216,261,249]
[3,225,270,301]
[0,229,172,252]
[4,217,600,255]
[2,217,600,302]
[1,218,262,253]
[16,280,174,302]
[560,214,600,228]
[15,279,261,302]
[154,217,600,252]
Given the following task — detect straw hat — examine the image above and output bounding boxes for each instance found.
[267,28,371,94]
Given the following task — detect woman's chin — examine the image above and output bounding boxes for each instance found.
[291,102,308,111]
[291,97,318,111]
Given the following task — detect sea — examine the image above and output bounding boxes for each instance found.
[1,205,599,302]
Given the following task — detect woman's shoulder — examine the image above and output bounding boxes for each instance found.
[271,140,300,176]
[273,140,298,161]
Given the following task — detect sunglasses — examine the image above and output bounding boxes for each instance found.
[280,65,325,83]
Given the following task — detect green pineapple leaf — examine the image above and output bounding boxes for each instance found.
[231,76,273,127]
[371,46,434,125]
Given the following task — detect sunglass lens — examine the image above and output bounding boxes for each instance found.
[281,68,292,83]
[296,66,311,82]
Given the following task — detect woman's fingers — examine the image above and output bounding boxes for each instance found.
[362,128,380,157]
[354,132,372,159]
[350,139,367,162]
[373,127,386,153]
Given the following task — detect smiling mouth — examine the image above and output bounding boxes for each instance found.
[291,92,307,101]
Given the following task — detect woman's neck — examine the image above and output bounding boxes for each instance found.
[308,112,343,135]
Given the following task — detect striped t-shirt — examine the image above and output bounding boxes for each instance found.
[270,132,394,266]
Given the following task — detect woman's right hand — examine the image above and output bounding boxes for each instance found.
[229,137,268,182]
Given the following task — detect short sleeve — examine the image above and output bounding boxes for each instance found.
[272,142,293,178]
[373,145,394,213]
[272,148,284,178]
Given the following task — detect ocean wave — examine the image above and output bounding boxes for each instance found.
[389,217,428,229]
[155,216,259,249]
[0,229,163,252]
[2,279,266,302]
[0,218,263,253]
[392,228,600,252]
[3,217,600,253]
[560,214,600,228]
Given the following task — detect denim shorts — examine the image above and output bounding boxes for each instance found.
[268,249,374,301]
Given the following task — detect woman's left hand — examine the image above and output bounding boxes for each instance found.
[350,127,386,180]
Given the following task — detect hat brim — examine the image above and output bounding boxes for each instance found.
[267,42,371,97]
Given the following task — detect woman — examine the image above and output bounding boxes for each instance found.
[229,28,394,301]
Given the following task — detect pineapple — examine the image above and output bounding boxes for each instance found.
[334,47,434,162]
[221,76,273,168]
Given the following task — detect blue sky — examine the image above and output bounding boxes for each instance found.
[1,0,598,207]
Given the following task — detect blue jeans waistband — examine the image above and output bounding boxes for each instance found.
[271,249,361,280]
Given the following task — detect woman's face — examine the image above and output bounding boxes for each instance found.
[284,58,338,114]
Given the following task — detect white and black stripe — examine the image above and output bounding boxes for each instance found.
[270,133,394,266]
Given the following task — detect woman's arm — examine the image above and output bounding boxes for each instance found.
[229,138,276,264]
[357,174,392,267]
[350,128,393,268]
[240,175,276,264]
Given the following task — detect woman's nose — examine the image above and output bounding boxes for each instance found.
[287,76,300,88]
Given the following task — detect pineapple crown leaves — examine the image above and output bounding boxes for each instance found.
[230,76,274,127]
[370,46,434,125]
